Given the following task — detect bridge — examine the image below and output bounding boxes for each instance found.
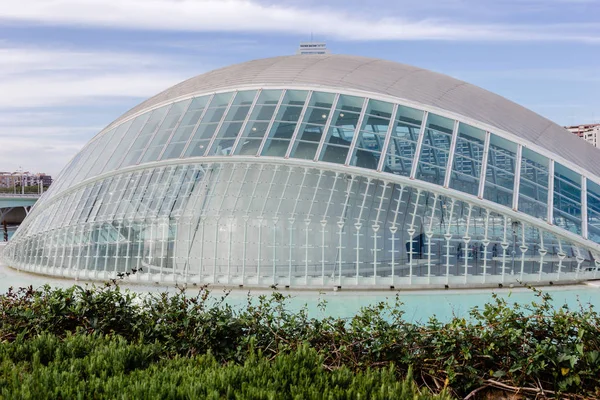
[0,194,40,226]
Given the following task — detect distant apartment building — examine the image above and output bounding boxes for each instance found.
[297,42,330,55]
[566,123,600,147]
[0,172,52,188]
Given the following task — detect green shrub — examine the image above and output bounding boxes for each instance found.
[1,283,599,398]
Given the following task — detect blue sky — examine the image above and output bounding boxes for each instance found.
[1,0,599,176]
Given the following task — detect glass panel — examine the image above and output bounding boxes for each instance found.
[518,148,549,220]
[483,134,517,207]
[183,92,234,158]
[381,105,424,177]
[102,113,151,173]
[119,105,170,168]
[259,90,308,157]
[587,179,600,243]
[289,92,335,160]
[87,120,133,178]
[415,113,454,185]
[318,95,365,165]
[553,163,582,235]
[139,100,191,164]
[70,130,115,186]
[207,90,258,156]
[449,123,485,196]
[160,96,211,161]
[346,99,392,170]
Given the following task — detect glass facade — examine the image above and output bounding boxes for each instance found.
[3,88,600,288]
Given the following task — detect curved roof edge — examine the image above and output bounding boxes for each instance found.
[102,54,600,177]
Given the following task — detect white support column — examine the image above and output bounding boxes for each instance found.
[444,199,456,285]
[547,160,555,224]
[443,120,460,188]
[426,194,438,284]
[304,170,324,285]
[371,181,389,285]
[285,92,313,159]
[481,210,490,283]
[344,97,370,166]
[377,104,399,172]
[519,223,528,281]
[500,217,509,284]
[320,172,340,286]
[272,166,294,286]
[256,90,287,156]
[337,175,356,286]
[478,131,491,199]
[407,189,422,285]
[512,145,523,211]
[354,177,372,285]
[557,241,565,280]
[314,94,340,162]
[582,177,588,239]
[229,164,251,283]
[410,111,428,179]
[538,229,547,281]
[230,89,262,155]
[288,167,309,286]
[462,204,473,284]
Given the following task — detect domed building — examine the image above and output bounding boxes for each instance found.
[3,55,600,288]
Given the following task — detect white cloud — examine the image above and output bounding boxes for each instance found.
[0,0,599,43]
[0,44,198,108]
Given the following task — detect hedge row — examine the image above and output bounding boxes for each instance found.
[1,283,599,398]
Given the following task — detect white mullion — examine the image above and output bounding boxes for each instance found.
[289,167,309,285]
[443,120,460,188]
[212,164,238,283]
[305,170,324,284]
[242,164,265,284]
[444,199,456,285]
[407,189,422,285]
[512,144,523,210]
[314,93,341,161]
[372,181,389,284]
[426,194,438,283]
[548,160,555,223]
[410,111,429,179]
[285,91,313,158]
[256,90,287,156]
[344,97,370,166]
[337,175,356,286]
[134,103,173,165]
[180,93,215,158]
[582,177,588,239]
[256,165,281,283]
[462,204,473,284]
[481,210,491,283]
[354,178,372,284]
[204,91,238,156]
[320,172,340,285]
[377,104,399,172]
[157,100,194,161]
[519,223,528,281]
[390,185,405,286]
[478,131,491,199]
[230,89,262,155]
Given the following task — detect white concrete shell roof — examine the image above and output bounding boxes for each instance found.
[108,54,600,177]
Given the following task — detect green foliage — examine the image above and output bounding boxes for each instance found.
[0,334,444,399]
[1,283,599,398]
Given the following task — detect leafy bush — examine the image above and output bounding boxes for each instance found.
[1,283,599,398]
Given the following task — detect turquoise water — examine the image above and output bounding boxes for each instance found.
[1,259,598,322]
